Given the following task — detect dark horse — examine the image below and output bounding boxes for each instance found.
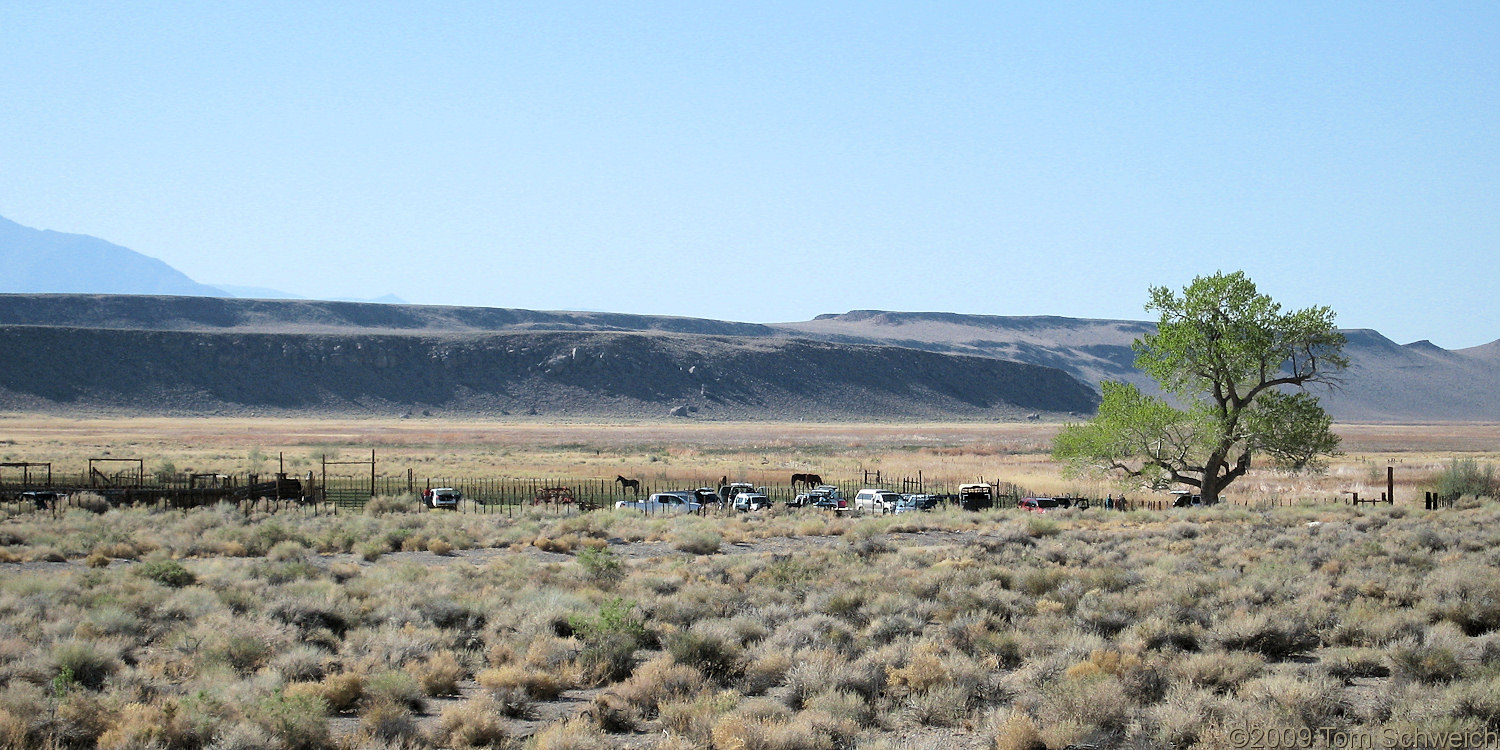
[615,475,640,494]
[790,473,823,488]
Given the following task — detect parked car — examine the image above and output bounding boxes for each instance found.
[811,494,849,513]
[693,488,723,507]
[958,483,995,511]
[1171,490,1217,507]
[616,492,703,513]
[854,488,901,514]
[891,496,926,514]
[902,493,939,510]
[1018,496,1062,513]
[422,487,461,510]
[734,492,771,511]
[718,482,757,504]
[791,485,843,508]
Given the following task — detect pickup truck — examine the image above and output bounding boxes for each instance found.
[615,492,703,514]
[854,488,902,514]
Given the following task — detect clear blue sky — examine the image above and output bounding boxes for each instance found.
[2,2,1496,347]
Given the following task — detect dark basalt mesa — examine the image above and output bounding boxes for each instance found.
[0,325,1100,420]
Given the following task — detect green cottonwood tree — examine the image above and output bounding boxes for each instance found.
[1053,271,1347,503]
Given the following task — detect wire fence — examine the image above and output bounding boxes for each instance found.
[0,465,1427,519]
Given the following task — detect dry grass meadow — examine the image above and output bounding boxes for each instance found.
[1,416,1498,749]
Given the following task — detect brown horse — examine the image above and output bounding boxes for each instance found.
[791,473,823,488]
[615,475,640,494]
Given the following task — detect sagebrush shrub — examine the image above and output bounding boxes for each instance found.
[434,694,511,748]
[478,664,567,701]
[411,650,465,696]
[134,559,196,588]
[666,629,743,682]
[993,711,1046,750]
[671,530,722,555]
[52,640,121,691]
[364,494,421,516]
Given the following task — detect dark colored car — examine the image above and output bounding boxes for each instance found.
[812,495,848,512]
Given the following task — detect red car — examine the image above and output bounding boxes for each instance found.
[1018,497,1061,513]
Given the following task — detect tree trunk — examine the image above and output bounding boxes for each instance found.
[1202,474,1223,505]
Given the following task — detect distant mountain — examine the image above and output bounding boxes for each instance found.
[211,284,305,300]
[0,214,405,304]
[0,216,225,297]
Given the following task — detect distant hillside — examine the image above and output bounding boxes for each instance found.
[0,294,773,336]
[782,311,1500,423]
[0,326,1100,420]
[0,295,1492,422]
[0,216,225,297]
[781,311,1153,390]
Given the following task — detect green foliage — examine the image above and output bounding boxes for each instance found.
[1435,458,1498,501]
[363,670,426,712]
[1054,271,1346,501]
[1025,515,1061,538]
[251,689,329,750]
[52,665,77,698]
[153,460,177,483]
[1136,271,1346,400]
[570,598,650,683]
[134,559,196,588]
[577,546,623,586]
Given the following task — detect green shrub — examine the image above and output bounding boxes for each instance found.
[1435,458,1498,501]
[134,559,196,588]
[570,598,650,683]
[251,690,329,750]
[353,544,384,563]
[363,670,426,712]
[578,546,623,586]
[1026,516,1061,538]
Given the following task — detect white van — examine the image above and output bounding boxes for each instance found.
[853,488,901,514]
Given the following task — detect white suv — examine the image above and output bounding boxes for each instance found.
[853,488,901,515]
